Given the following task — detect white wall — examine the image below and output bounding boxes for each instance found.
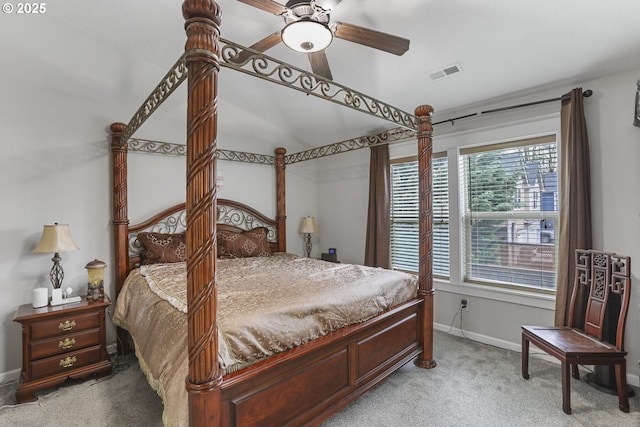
[316,69,640,386]
[316,150,370,265]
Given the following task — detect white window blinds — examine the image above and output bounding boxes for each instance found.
[460,135,558,291]
[390,154,449,277]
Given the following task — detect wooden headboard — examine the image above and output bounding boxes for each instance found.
[125,198,279,273]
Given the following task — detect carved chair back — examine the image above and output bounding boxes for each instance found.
[567,249,631,351]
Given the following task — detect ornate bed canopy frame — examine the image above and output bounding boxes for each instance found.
[110,1,434,425]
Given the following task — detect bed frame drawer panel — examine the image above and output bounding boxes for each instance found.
[232,348,349,426]
[357,311,419,378]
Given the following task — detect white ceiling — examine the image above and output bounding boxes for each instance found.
[37,1,640,147]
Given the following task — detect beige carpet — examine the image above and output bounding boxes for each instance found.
[0,331,637,426]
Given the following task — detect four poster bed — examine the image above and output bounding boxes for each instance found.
[109,2,435,426]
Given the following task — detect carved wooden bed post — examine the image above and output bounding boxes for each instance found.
[110,122,129,297]
[414,104,437,369]
[110,121,130,354]
[275,147,287,252]
[182,1,223,426]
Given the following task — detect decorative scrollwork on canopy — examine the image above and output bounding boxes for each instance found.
[121,55,188,144]
[121,40,421,164]
[219,38,418,131]
[217,150,275,165]
[129,139,188,156]
[128,139,275,164]
[285,127,417,164]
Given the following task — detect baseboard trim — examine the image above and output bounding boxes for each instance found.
[434,322,640,388]
[0,368,20,385]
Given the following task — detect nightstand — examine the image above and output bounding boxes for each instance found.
[13,297,112,403]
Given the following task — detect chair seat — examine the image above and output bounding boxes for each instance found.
[522,325,625,360]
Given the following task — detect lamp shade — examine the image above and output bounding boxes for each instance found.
[298,216,319,234]
[281,19,333,53]
[33,223,79,254]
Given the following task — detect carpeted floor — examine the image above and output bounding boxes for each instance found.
[0,330,637,426]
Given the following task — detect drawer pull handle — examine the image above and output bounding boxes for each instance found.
[58,320,76,331]
[59,356,77,368]
[58,338,76,349]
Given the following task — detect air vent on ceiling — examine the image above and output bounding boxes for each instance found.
[429,62,463,81]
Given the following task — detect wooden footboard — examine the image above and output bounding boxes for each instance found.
[218,299,422,426]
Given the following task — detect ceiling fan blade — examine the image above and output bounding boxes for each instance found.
[308,51,333,80]
[231,31,282,64]
[333,22,410,56]
[236,0,287,15]
[250,31,283,52]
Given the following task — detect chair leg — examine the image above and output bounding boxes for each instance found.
[571,363,579,379]
[614,362,630,413]
[521,335,530,379]
[561,361,571,414]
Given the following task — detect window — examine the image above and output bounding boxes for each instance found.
[390,133,558,293]
[390,154,449,277]
[461,135,558,291]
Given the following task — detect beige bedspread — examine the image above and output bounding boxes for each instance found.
[112,253,418,427]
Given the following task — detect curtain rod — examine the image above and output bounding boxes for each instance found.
[433,89,593,126]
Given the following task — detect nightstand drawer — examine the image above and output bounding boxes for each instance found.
[30,328,101,360]
[30,345,103,379]
[30,311,102,340]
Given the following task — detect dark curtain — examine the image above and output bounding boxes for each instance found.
[555,88,592,327]
[364,143,391,268]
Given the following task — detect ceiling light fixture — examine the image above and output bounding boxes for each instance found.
[281,18,333,53]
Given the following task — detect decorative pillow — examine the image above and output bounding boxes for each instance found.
[137,232,187,264]
[217,227,272,258]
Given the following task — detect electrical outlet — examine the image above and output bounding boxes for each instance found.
[460,298,469,309]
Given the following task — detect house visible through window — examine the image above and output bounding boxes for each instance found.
[461,135,558,291]
[390,133,558,293]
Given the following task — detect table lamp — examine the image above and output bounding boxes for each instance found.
[298,216,318,257]
[33,223,79,289]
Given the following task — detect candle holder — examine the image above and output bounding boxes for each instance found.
[85,259,106,301]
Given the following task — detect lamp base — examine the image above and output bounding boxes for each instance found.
[49,252,64,289]
[305,233,312,257]
[87,280,105,301]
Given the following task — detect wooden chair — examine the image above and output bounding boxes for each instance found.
[521,249,631,414]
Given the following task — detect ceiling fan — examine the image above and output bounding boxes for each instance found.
[234,0,410,80]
